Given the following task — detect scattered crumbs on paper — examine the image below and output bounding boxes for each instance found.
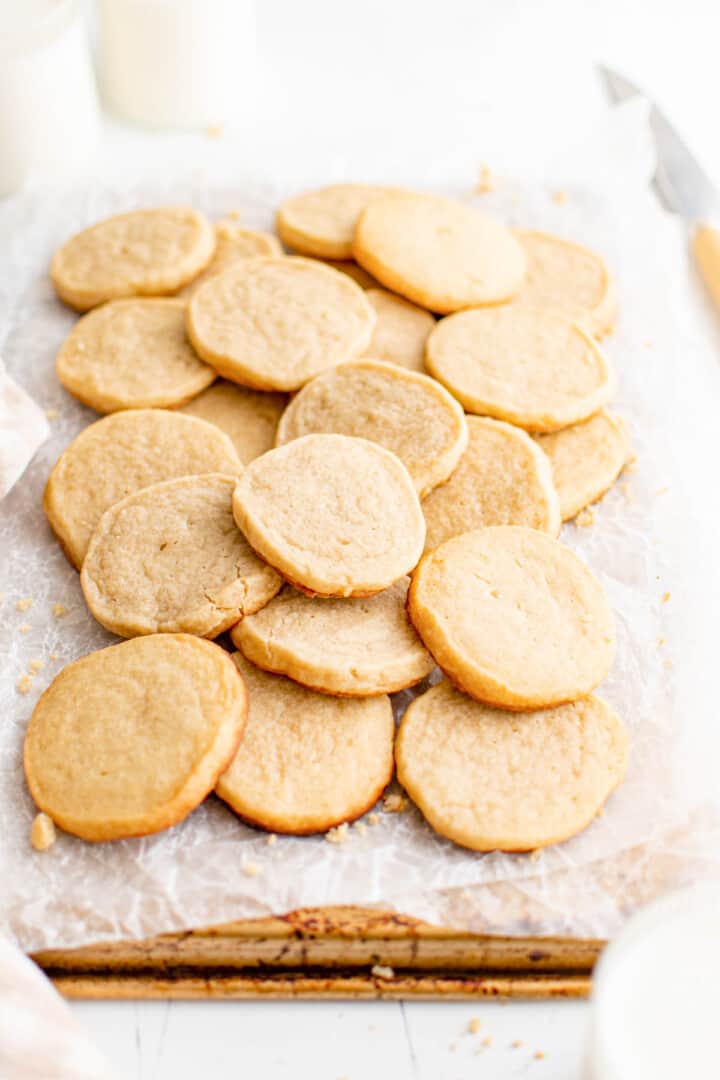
[16,597,33,612]
[534,1050,546,1060]
[354,821,367,836]
[481,1036,493,1048]
[475,163,497,193]
[367,812,380,826]
[467,1018,482,1035]
[242,861,262,877]
[382,793,408,814]
[45,408,59,420]
[206,123,224,139]
[52,603,68,618]
[655,485,670,497]
[511,1040,524,1049]
[16,674,34,694]
[551,189,567,205]
[19,624,30,634]
[266,833,277,846]
[27,659,44,674]
[325,823,349,844]
[664,658,674,669]
[49,652,58,661]
[226,209,242,221]
[371,964,394,979]
[662,591,671,603]
[31,813,56,852]
[575,507,595,528]
[658,636,665,648]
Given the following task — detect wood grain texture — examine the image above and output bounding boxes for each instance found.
[34,906,602,1001]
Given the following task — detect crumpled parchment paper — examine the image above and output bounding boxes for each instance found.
[2,102,719,952]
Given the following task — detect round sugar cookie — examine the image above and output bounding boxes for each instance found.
[24,635,246,842]
[422,416,560,552]
[515,229,617,338]
[56,298,216,413]
[180,379,287,463]
[215,654,394,833]
[81,475,281,639]
[408,526,615,710]
[275,360,468,497]
[535,411,628,521]
[426,306,615,432]
[364,288,435,372]
[50,207,215,311]
[353,192,527,313]
[232,434,425,597]
[187,256,375,391]
[322,259,380,289]
[276,184,392,259]
[396,681,628,851]
[231,577,433,696]
[44,409,242,569]
[179,221,282,297]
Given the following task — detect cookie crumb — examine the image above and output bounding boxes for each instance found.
[226,209,243,221]
[475,163,497,193]
[27,659,44,674]
[266,833,277,846]
[354,822,367,836]
[644,340,654,348]
[326,823,349,844]
[31,812,56,851]
[207,123,224,139]
[481,1036,493,1047]
[49,652,58,661]
[574,507,595,528]
[511,1039,524,1048]
[16,674,34,694]
[382,793,408,813]
[534,1050,546,1060]
[371,964,394,979]
[655,485,670,496]
[367,812,380,826]
[467,1018,482,1035]
[242,860,262,877]
[52,603,68,618]
[551,189,567,205]
[45,408,59,420]
[664,658,673,669]
[16,597,33,612]
[19,623,31,634]
[658,636,665,648]
[662,591,671,603]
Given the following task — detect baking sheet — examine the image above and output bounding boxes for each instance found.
[2,104,719,952]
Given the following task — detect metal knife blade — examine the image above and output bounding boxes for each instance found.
[597,64,720,221]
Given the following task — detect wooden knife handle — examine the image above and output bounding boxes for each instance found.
[692,224,720,311]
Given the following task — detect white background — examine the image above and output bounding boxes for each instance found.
[21,0,720,1076]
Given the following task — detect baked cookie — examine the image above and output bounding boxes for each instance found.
[515,229,617,338]
[396,681,628,851]
[275,359,467,497]
[187,256,375,391]
[408,526,615,709]
[24,634,246,842]
[322,259,380,289]
[353,191,526,313]
[81,475,281,638]
[44,409,241,568]
[535,411,628,521]
[426,306,615,432]
[215,654,394,833]
[179,220,282,297]
[276,184,392,259]
[231,577,433,696]
[50,207,215,311]
[180,379,287,464]
[56,298,216,413]
[422,416,560,552]
[232,434,425,597]
[364,288,435,372]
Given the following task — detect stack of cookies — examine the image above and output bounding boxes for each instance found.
[25,186,630,855]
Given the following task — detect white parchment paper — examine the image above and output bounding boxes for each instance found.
[2,103,719,951]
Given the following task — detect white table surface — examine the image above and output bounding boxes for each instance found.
[27,0,718,1076]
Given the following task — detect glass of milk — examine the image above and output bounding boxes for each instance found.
[0,0,100,197]
[585,883,720,1079]
[97,0,256,130]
